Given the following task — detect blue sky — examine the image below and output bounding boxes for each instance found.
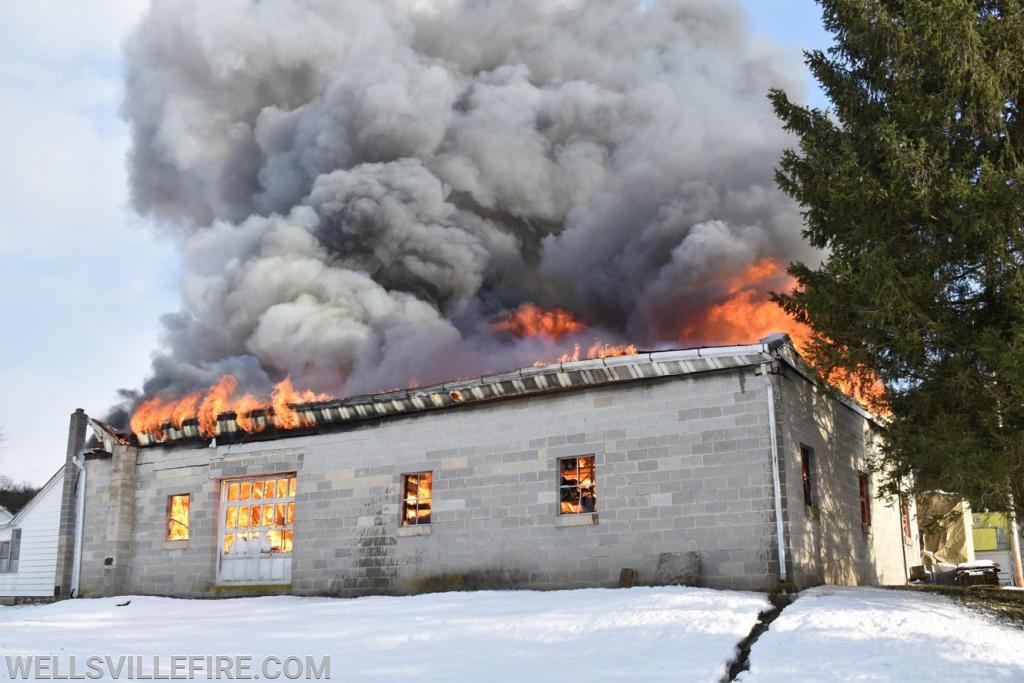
[0,0,830,485]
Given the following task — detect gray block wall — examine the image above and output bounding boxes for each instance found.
[775,365,913,588]
[79,366,784,597]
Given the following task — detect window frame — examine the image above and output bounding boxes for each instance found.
[558,455,597,515]
[400,471,433,526]
[900,498,912,542]
[800,445,814,508]
[858,471,872,527]
[166,493,191,541]
[0,530,21,573]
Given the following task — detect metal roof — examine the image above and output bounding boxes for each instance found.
[134,337,794,448]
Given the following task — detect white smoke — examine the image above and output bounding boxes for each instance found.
[117,0,811,409]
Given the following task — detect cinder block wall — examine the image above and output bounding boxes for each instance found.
[776,365,912,588]
[78,455,111,597]
[82,367,784,597]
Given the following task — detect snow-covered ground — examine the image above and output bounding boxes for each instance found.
[3,585,1024,682]
[740,585,1024,682]
[0,587,767,682]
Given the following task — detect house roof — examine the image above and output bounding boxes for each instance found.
[126,334,877,449]
[1,466,64,528]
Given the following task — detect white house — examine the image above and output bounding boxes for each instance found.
[0,468,64,602]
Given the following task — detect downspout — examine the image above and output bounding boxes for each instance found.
[762,362,788,583]
[70,453,86,596]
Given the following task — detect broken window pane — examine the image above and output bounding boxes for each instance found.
[559,455,597,515]
[166,494,190,541]
[401,471,433,526]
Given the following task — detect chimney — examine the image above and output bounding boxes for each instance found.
[54,408,88,599]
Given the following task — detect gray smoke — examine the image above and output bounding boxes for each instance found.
[119,0,811,407]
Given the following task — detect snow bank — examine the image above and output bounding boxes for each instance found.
[0,587,767,682]
[740,586,1024,682]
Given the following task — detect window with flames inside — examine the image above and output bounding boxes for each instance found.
[401,472,432,526]
[166,494,190,541]
[559,455,596,514]
[219,474,296,584]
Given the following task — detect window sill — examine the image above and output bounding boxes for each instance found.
[398,524,432,537]
[164,540,189,550]
[556,513,598,527]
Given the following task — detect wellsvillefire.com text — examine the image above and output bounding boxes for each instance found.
[5,656,329,680]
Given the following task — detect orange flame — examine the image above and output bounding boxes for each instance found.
[131,375,330,440]
[269,377,328,430]
[166,494,190,541]
[550,340,640,364]
[678,259,812,349]
[198,375,237,437]
[493,303,588,340]
[678,258,886,412]
[233,394,265,433]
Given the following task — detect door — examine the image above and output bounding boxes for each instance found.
[218,474,296,584]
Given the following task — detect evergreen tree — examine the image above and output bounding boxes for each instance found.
[770,0,1024,507]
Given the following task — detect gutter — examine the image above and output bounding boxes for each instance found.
[761,361,788,582]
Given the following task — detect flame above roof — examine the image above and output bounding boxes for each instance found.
[129,335,853,448]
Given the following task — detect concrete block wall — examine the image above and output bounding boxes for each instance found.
[776,365,913,588]
[86,367,784,597]
[78,455,112,597]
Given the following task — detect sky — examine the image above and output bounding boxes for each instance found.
[0,0,831,486]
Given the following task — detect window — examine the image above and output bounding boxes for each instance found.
[800,445,814,508]
[900,498,912,541]
[559,455,596,514]
[166,494,190,541]
[218,474,296,584]
[858,471,871,526]
[0,530,21,573]
[401,472,433,526]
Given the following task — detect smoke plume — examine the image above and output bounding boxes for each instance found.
[117,0,811,412]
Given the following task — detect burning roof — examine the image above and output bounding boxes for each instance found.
[125,334,874,449]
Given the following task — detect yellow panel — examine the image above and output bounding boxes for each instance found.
[972,527,998,552]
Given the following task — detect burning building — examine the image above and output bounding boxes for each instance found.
[51,335,917,598]
[42,2,920,598]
